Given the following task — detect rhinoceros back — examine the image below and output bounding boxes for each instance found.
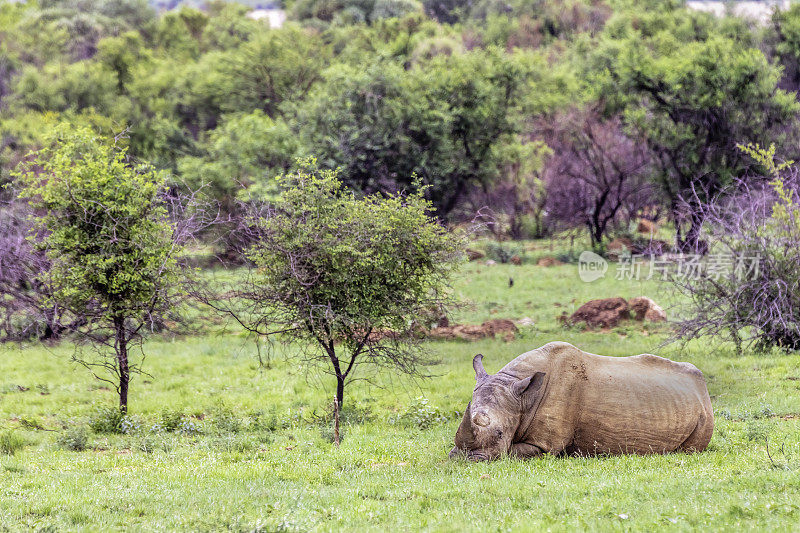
[509,343,713,455]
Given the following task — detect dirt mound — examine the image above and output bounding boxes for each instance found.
[607,237,634,252]
[537,256,564,267]
[628,297,667,322]
[428,319,518,342]
[466,248,484,261]
[569,297,630,328]
[510,255,522,265]
[569,297,667,328]
[637,219,657,234]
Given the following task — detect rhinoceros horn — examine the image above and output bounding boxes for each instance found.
[473,354,489,381]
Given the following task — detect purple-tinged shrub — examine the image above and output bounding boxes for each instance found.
[672,144,800,353]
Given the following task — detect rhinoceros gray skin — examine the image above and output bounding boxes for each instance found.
[449,342,713,461]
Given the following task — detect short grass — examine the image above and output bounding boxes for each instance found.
[1,260,800,531]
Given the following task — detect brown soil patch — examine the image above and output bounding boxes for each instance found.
[570,297,667,328]
[428,319,518,342]
[466,249,484,261]
[537,257,564,267]
[569,297,630,328]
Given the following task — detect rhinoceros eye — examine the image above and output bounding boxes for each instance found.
[472,412,490,427]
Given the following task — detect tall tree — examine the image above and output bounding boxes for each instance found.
[296,47,537,218]
[604,36,798,249]
[210,160,462,408]
[543,107,653,248]
[15,126,188,413]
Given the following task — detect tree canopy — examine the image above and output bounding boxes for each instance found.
[14,125,187,412]
[215,160,462,407]
[1,0,799,246]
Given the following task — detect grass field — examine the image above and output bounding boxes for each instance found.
[2,260,800,531]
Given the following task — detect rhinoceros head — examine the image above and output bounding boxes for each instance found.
[449,354,546,461]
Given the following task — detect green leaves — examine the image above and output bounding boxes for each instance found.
[589,22,798,208]
[14,125,180,319]
[295,47,539,216]
[243,158,462,354]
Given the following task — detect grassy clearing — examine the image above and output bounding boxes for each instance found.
[1,261,800,531]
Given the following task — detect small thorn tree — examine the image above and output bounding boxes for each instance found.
[15,126,187,413]
[216,159,463,409]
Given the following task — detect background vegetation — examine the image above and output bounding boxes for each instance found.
[4,0,800,244]
[3,0,800,530]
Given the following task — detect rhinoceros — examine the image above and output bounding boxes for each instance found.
[449,342,713,461]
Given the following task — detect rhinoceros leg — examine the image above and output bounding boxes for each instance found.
[678,409,714,452]
[510,442,543,459]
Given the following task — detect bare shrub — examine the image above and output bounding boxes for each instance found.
[672,144,800,353]
[542,107,655,248]
[0,200,64,341]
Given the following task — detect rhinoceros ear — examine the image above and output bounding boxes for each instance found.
[512,372,546,408]
[473,354,489,381]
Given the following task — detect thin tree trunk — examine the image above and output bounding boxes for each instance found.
[333,396,340,447]
[114,316,130,414]
[679,210,704,253]
[336,374,344,410]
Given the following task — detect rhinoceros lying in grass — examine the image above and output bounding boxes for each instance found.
[449,342,713,461]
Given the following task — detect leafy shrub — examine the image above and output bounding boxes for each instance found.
[388,397,448,430]
[250,408,289,433]
[485,242,523,264]
[57,426,89,451]
[211,406,242,434]
[555,250,580,264]
[0,430,26,455]
[371,0,421,20]
[153,409,201,435]
[160,409,185,432]
[19,416,45,430]
[88,405,125,434]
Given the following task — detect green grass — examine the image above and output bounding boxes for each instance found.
[1,261,800,531]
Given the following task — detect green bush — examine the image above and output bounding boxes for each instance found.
[57,426,89,451]
[485,242,523,264]
[211,406,242,434]
[0,430,26,455]
[88,405,125,434]
[389,397,448,430]
[250,409,287,432]
[160,409,185,432]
